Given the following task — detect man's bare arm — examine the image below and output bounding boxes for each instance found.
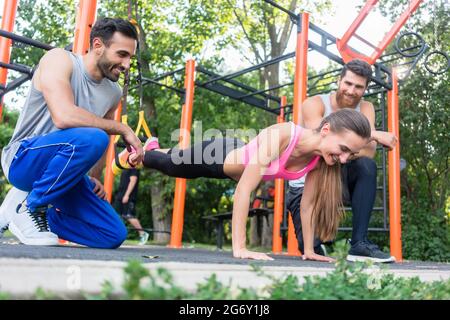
[35,48,143,162]
[88,107,119,180]
[301,96,325,129]
[353,101,377,159]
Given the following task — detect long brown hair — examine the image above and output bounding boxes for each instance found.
[311,108,371,241]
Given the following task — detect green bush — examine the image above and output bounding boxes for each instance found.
[402,199,450,262]
[2,242,449,300]
[81,241,450,300]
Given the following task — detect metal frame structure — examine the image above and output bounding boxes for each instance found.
[0,0,426,262]
[336,0,423,65]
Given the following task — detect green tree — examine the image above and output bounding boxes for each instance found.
[377,0,449,261]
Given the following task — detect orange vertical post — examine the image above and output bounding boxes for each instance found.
[169,59,196,248]
[387,68,402,262]
[73,0,97,55]
[287,213,301,256]
[287,12,308,257]
[0,0,18,122]
[104,102,122,202]
[292,12,309,124]
[55,0,98,244]
[72,0,114,201]
[272,96,286,254]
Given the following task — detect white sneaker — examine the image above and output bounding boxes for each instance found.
[138,231,149,245]
[8,197,59,246]
[0,187,29,238]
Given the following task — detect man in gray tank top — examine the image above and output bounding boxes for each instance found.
[287,59,398,263]
[0,18,143,248]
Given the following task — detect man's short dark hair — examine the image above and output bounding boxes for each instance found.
[90,17,138,48]
[340,59,373,86]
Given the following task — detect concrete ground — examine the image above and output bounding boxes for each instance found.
[0,236,449,298]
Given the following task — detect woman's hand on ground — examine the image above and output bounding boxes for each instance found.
[302,252,335,263]
[233,248,274,260]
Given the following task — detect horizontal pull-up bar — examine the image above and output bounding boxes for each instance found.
[237,81,293,100]
[0,73,31,98]
[197,66,281,103]
[198,51,296,87]
[0,29,54,51]
[0,61,33,75]
[140,76,185,94]
[151,67,186,82]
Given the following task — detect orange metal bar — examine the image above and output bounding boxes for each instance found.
[337,0,423,64]
[73,0,97,55]
[104,101,122,203]
[287,13,308,256]
[0,0,18,122]
[338,0,378,47]
[369,0,422,63]
[387,68,402,262]
[272,96,286,254]
[287,213,301,256]
[169,59,196,248]
[292,12,309,124]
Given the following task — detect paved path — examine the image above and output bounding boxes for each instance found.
[0,239,449,297]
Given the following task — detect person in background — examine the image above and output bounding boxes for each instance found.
[113,168,149,245]
[286,59,397,263]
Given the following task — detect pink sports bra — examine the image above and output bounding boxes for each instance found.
[242,122,320,181]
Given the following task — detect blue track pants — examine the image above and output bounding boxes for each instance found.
[8,127,127,248]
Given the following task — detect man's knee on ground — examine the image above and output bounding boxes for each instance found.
[100,224,128,249]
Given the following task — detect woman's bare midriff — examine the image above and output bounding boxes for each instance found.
[222,143,315,182]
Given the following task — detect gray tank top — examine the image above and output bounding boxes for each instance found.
[288,92,362,188]
[1,51,122,179]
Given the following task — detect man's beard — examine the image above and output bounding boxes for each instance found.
[97,56,122,82]
[336,89,361,108]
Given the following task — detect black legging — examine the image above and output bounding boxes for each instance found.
[143,138,245,179]
[286,157,377,250]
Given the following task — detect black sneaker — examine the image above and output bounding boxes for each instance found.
[347,240,395,263]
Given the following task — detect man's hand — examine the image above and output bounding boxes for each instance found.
[122,194,129,204]
[302,251,335,263]
[373,131,398,150]
[122,127,144,166]
[233,248,274,260]
[90,176,107,200]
